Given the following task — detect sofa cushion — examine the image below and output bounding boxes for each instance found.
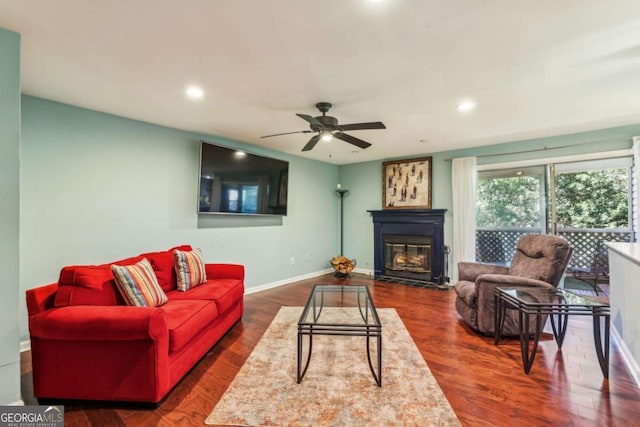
[167,279,243,314]
[174,248,207,291]
[161,300,218,354]
[112,259,168,307]
[141,245,192,292]
[54,255,143,308]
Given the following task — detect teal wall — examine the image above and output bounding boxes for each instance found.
[0,28,22,405]
[16,67,640,351]
[339,124,640,275]
[20,96,339,341]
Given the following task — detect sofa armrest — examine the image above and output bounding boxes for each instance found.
[458,262,509,282]
[29,305,168,342]
[475,274,554,307]
[205,263,245,281]
[26,283,59,316]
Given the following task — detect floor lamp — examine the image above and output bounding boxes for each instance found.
[336,188,349,255]
[331,187,355,277]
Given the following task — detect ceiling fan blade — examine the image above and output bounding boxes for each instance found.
[334,132,372,149]
[301,134,321,152]
[339,122,386,131]
[260,130,312,138]
[296,114,323,127]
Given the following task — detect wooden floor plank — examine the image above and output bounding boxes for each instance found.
[20,273,640,426]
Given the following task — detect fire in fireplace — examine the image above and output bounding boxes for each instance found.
[384,235,432,275]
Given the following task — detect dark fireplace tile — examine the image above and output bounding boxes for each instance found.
[369,209,448,284]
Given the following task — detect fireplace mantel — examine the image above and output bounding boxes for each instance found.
[368,209,448,284]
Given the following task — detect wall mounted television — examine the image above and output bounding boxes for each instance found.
[198,141,289,216]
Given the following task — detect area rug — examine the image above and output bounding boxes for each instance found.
[205,307,460,426]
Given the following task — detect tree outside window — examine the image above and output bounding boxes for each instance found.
[555,168,629,229]
[477,175,542,228]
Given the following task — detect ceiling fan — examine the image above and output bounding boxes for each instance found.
[260,102,386,151]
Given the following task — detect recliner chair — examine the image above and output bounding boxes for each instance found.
[454,234,573,336]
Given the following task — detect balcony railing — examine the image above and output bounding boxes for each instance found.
[476,227,632,270]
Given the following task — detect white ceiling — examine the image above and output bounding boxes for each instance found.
[2,0,640,165]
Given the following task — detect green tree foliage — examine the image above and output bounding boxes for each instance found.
[555,169,628,228]
[477,168,629,229]
[477,176,541,228]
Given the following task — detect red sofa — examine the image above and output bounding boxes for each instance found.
[25,245,244,403]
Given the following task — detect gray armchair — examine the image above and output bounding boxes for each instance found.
[454,234,573,336]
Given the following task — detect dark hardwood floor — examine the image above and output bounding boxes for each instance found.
[21,273,640,426]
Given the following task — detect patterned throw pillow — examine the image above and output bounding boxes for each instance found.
[111,258,168,307]
[174,248,207,291]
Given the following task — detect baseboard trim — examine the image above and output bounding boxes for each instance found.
[352,267,374,276]
[611,325,640,387]
[20,340,30,353]
[244,269,334,295]
[6,399,24,406]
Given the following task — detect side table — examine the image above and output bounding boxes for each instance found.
[495,286,610,377]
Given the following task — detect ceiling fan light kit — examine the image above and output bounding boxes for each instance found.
[261,102,386,152]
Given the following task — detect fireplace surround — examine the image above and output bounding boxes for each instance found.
[369,209,447,284]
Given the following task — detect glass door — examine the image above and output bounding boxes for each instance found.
[475,157,634,269]
[476,166,546,265]
[552,157,633,272]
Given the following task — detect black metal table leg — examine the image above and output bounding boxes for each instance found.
[592,309,610,378]
[297,327,313,384]
[519,309,545,374]
[549,308,569,348]
[366,328,382,387]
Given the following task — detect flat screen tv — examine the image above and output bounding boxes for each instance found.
[198,141,289,216]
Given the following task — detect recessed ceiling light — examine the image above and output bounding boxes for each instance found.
[185,85,204,100]
[234,150,246,158]
[457,100,476,112]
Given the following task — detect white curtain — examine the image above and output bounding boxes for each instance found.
[633,137,640,242]
[451,157,477,283]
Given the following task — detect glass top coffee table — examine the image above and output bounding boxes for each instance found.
[495,286,610,377]
[297,284,382,386]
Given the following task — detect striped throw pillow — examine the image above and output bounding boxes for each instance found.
[174,248,207,291]
[111,258,168,307]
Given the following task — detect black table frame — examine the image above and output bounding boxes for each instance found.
[297,285,382,387]
[494,287,610,378]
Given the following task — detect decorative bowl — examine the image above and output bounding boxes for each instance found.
[330,256,356,277]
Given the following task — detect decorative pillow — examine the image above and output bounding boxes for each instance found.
[111,258,168,307]
[140,245,192,292]
[54,255,143,308]
[174,248,207,291]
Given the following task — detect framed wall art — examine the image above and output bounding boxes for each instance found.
[382,156,432,209]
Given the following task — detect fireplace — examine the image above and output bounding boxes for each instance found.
[384,235,432,279]
[369,209,447,284]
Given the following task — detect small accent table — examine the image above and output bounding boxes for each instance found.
[297,285,382,386]
[495,287,610,377]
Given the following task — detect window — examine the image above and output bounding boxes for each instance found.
[477,166,545,229]
[222,184,260,214]
[476,156,633,267]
